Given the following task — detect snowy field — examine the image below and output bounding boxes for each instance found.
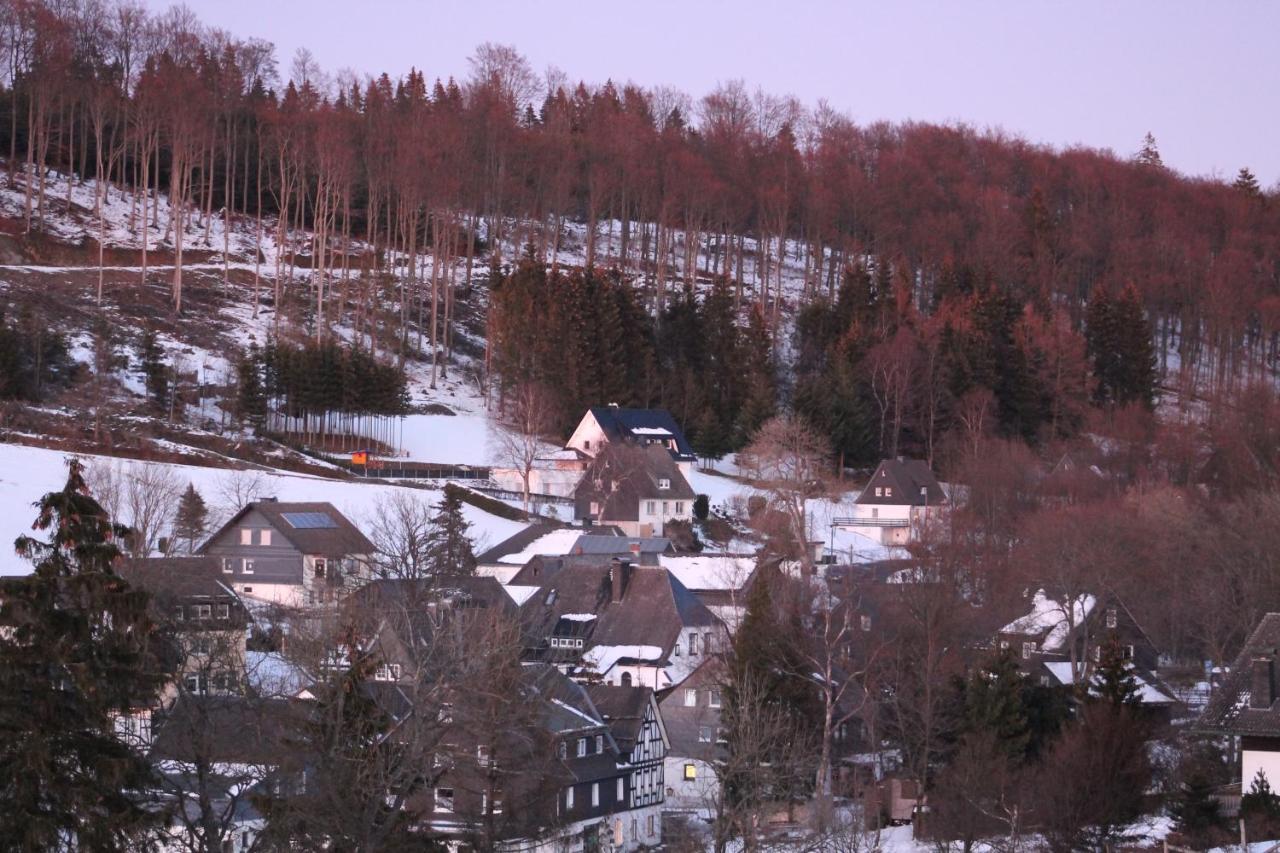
[0,441,527,576]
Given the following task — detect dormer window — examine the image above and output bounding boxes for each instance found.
[658,478,671,491]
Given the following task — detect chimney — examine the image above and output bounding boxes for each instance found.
[1251,657,1276,709]
[611,557,632,603]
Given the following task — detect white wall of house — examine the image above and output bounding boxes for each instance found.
[234,581,304,608]
[491,466,585,498]
[662,756,717,811]
[1243,748,1280,793]
[846,504,941,545]
[635,495,692,536]
[566,413,609,458]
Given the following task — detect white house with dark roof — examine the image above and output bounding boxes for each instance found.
[198,501,374,608]
[574,444,696,538]
[837,458,947,545]
[566,405,697,477]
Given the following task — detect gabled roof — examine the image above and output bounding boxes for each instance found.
[575,444,696,523]
[588,406,696,462]
[855,459,946,506]
[150,695,308,766]
[519,562,720,667]
[200,501,374,558]
[118,556,237,600]
[1199,614,1280,737]
[586,684,654,754]
[474,524,577,566]
[1000,589,1097,652]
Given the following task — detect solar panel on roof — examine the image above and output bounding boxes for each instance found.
[281,511,338,529]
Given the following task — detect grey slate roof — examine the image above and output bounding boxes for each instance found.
[201,501,374,558]
[585,684,653,754]
[855,459,946,506]
[575,444,696,523]
[1199,613,1280,737]
[589,406,696,462]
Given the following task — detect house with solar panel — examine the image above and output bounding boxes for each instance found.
[198,501,375,607]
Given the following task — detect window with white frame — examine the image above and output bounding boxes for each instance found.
[684,688,697,707]
[221,558,233,574]
[688,633,699,655]
[709,689,722,708]
[576,738,586,757]
[565,787,574,809]
[875,487,882,497]
[591,782,600,807]
[675,501,684,514]
[617,777,624,801]
[658,478,670,490]
[259,529,272,546]
[242,559,254,574]
[646,501,656,515]
[698,725,712,743]
[1022,641,1036,659]
[240,528,252,545]
[194,604,212,620]
[595,735,603,753]
[216,604,230,619]
[1106,608,1118,629]
[435,788,453,813]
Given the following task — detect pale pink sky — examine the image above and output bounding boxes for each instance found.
[154,0,1280,185]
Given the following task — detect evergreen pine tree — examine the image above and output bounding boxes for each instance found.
[139,328,170,414]
[962,648,1032,761]
[424,486,476,577]
[1241,768,1280,822]
[1136,132,1163,168]
[1171,764,1224,839]
[1234,167,1262,198]
[734,304,776,444]
[1112,284,1158,409]
[172,482,209,554]
[237,345,268,432]
[1094,633,1142,707]
[0,458,170,849]
[1086,286,1119,406]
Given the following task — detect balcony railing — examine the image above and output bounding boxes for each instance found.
[831,516,911,528]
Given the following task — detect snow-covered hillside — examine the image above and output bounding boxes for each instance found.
[0,441,526,576]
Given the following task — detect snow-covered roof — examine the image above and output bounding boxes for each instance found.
[582,644,664,675]
[496,529,585,564]
[630,427,673,437]
[560,613,597,622]
[1002,590,1096,651]
[1042,661,1177,705]
[659,554,755,591]
[503,585,541,606]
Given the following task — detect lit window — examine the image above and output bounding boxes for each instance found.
[436,788,453,813]
[684,763,696,781]
[684,688,697,707]
[240,529,252,545]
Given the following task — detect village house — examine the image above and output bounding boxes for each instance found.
[519,557,727,690]
[997,588,1176,714]
[490,447,593,500]
[657,657,724,812]
[574,443,696,538]
[566,405,698,478]
[586,685,670,849]
[1198,613,1280,799]
[476,526,673,585]
[119,557,253,703]
[199,501,375,608]
[835,458,946,546]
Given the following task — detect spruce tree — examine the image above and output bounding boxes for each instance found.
[1094,633,1141,707]
[0,458,170,849]
[1086,286,1120,406]
[139,328,169,414]
[962,648,1031,761]
[1242,768,1280,822]
[1112,284,1157,409]
[236,345,267,432]
[425,486,476,577]
[172,482,209,554]
[1234,167,1262,198]
[734,304,777,445]
[1136,132,1163,168]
